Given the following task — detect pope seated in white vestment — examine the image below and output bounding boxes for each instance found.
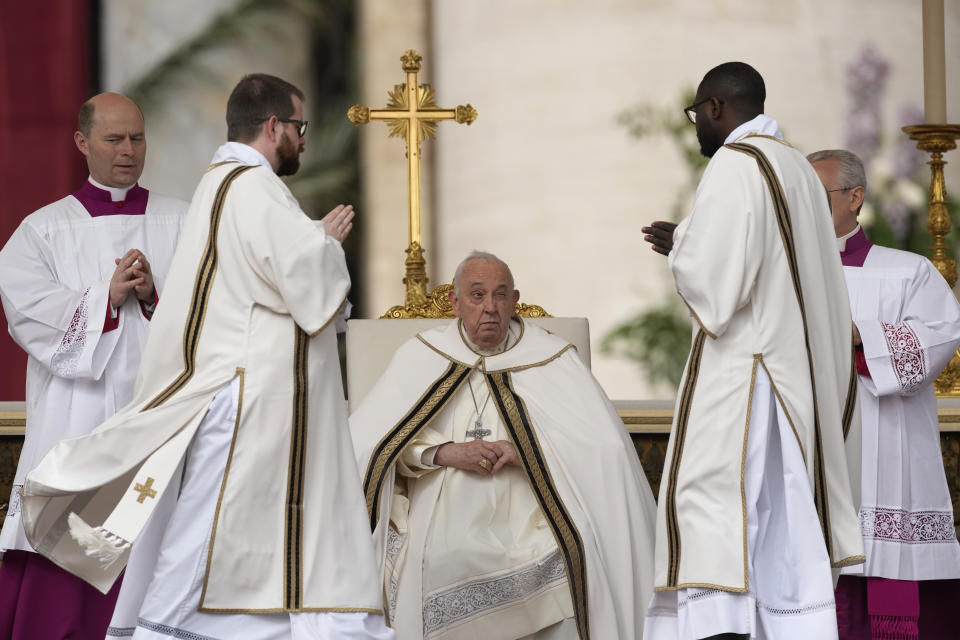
[0,92,186,640]
[17,74,391,640]
[642,63,863,640]
[351,252,658,640]
[810,149,960,640]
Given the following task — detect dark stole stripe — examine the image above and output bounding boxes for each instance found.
[362,362,471,530]
[841,340,857,439]
[143,165,254,411]
[285,327,309,609]
[664,329,707,586]
[487,372,590,640]
[725,142,834,555]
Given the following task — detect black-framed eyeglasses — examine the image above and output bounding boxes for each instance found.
[826,186,855,193]
[256,116,309,137]
[278,118,308,137]
[683,98,723,124]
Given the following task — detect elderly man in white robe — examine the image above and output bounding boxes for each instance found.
[641,63,864,640]
[18,73,392,640]
[0,92,185,640]
[809,149,960,640]
[351,251,658,640]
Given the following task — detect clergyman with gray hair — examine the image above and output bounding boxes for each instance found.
[809,149,960,638]
[351,251,658,638]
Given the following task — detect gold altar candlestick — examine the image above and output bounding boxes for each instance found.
[903,124,960,395]
[348,50,477,316]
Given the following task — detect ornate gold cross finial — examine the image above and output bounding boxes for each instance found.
[348,50,477,315]
[133,477,157,503]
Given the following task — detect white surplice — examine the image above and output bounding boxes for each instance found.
[841,228,960,580]
[0,178,185,555]
[20,144,387,638]
[644,117,864,639]
[352,319,658,640]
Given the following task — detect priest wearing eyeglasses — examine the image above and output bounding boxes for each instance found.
[809,148,960,640]
[351,251,658,639]
[19,74,391,640]
[641,62,864,640]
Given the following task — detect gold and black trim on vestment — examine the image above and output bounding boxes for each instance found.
[841,335,858,440]
[664,329,707,587]
[284,326,310,609]
[143,165,255,410]
[362,361,473,530]
[725,141,835,559]
[487,371,590,640]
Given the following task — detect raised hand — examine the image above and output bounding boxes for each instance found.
[322,204,355,243]
[642,220,678,256]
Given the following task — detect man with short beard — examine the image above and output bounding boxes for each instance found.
[20,74,393,640]
[641,62,863,640]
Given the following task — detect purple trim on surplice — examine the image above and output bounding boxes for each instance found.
[841,227,873,267]
[72,180,149,217]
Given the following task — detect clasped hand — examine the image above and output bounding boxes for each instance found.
[110,249,154,309]
[434,439,521,476]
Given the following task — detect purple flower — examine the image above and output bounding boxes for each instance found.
[844,45,890,163]
[893,104,926,179]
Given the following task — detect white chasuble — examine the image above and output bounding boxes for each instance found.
[19,162,383,615]
[0,180,185,554]
[656,133,864,595]
[841,229,960,580]
[352,319,658,640]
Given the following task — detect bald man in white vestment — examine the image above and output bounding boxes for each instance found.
[641,63,863,640]
[0,92,185,640]
[810,149,960,640]
[18,74,392,640]
[352,252,658,640]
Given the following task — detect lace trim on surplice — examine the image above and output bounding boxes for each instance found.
[421,548,567,637]
[860,506,957,544]
[881,322,926,392]
[5,484,22,517]
[51,288,91,376]
[385,524,404,622]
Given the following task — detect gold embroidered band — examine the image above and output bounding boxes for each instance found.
[487,371,590,640]
[144,165,255,410]
[362,362,472,529]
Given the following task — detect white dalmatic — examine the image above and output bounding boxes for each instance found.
[0,180,184,554]
[842,231,960,580]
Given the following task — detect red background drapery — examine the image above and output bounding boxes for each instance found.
[0,1,92,400]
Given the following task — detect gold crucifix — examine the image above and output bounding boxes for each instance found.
[133,477,157,503]
[348,50,477,317]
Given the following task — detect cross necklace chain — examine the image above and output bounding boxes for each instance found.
[465,377,492,440]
